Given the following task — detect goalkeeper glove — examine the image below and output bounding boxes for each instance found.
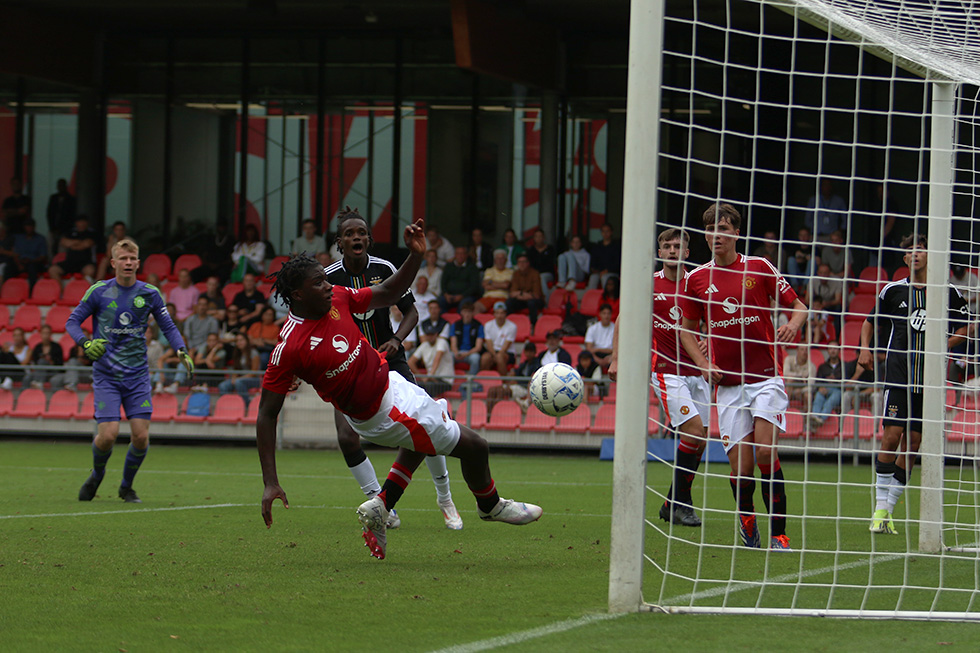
[82,339,108,361]
[177,348,195,379]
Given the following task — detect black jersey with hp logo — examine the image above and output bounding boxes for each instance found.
[324,256,415,368]
[867,278,969,390]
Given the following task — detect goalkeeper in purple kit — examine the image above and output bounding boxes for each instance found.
[67,238,193,503]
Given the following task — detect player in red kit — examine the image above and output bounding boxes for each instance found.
[680,203,807,550]
[255,218,541,560]
[610,228,709,527]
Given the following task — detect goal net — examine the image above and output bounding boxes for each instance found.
[610,0,980,620]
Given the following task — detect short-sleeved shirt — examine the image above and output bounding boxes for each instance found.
[682,254,800,386]
[233,288,267,317]
[413,338,455,382]
[585,321,615,351]
[652,269,700,377]
[484,318,518,355]
[867,279,969,390]
[63,226,101,269]
[482,266,513,300]
[325,256,415,368]
[451,319,484,351]
[264,286,389,419]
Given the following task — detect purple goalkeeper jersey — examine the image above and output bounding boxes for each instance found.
[66,279,186,380]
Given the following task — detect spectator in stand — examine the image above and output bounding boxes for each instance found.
[476,249,513,313]
[49,214,99,286]
[412,275,437,319]
[418,299,450,342]
[2,177,30,235]
[481,301,518,376]
[192,220,234,283]
[0,223,14,276]
[46,178,75,256]
[557,234,590,290]
[316,251,334,269]
[809,341,844,430]
[950,264,980,314]
[22,324,64,389]
[49,344,93,392]
[506,253,544,325]
[600,275,621,321]
[439,246,482,313]
[450,302,484,376]
[220,304,246,342]
[96,221,127,281]
[168,268,200,323]
[821,229,849,278]
[469,227,494,270]
[425,225,454,268]
[202,275,227,321]
[501,228,525,269]
[0,327,30,388]
[782,345,815,406]
[804,178,847,241]
[6,218,48,287]
[232,271,267,327]
[842,349,886,417]
[145,325,163,373]
[153,343,190,395]
[218,332,262,402]
[193,332,227,389]
[585,303,616,368]
[389,304,417,353]
[575,349,603,399]
[415,249,443,297]
[537,329,572,368]
[247,306,280,367]
[526,228,556,299]
[231,223,266,280]
[407,322,455,397]
[810,262,844,335]
[589,223,621,290]
[786,226,815,292]
[183,296,219,354]
[290,218,327,257]
[752,230,780,266]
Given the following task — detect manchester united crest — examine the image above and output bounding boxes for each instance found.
[743,277,757,289]
[329,307,341,321]
[680,405,690,415]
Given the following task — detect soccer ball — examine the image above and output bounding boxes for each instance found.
[529,362,584,417]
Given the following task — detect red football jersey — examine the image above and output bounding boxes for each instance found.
[682,254,798,385]
[263,286,390,419]
[652,269,701,377]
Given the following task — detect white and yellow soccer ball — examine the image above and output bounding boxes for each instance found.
[529,362,584,417]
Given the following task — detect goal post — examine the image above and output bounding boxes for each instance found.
[609,0,980,620]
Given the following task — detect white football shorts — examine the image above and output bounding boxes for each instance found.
[715,377,788,452]
[651,372,711,430]
[345,371,461,455]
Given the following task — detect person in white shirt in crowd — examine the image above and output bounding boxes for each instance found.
[408,322,456,397]
[585,303,616,368]
[425,226,455,268]
[412,275,437,320]
[389,304,417,354]
[950,264,980,314]
[782,345,816,407]
[481,301,518,377]
[414,249,443,297]
[290,218,328,257]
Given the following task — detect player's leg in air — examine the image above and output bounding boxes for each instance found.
[657,375,709,527]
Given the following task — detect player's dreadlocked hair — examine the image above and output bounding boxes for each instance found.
[269,253,321,309]
[334,206,371,254]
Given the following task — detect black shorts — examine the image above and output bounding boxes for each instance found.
[388,356,417,385]
[882,386,923,434]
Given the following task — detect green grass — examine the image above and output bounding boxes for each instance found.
[0,439,978,652]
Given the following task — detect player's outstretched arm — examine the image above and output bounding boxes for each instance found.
[368,218,426,311]
[257,388,289,528]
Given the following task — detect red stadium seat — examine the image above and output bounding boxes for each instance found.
[474,313,493,325]
[46,389,79,419]
[509,314,532,344]
[45,306,74,334]
[11,305,41,332]
[57,279,93,307]
[782,410,806,438]
[892,266,910,282]
[243,394,261,424]
[59,334,78,360]
[454,399,487,429]
[839,409,877,441]
[809,348,826,369]
[531,315,562,342]
[153,393,179,421]
[854,267,888,295]
[10,388,47,418]
[471,370,502,399]
[142,253,172,281]
[173,254,203,277]
[812,415,839,440]
[564,343,583,364]
[487,401,521,430]
[542,289,571,318]
[0,388,13,415]
[0,278,29,305]
[844,294,876,322]
[841,321,863,362]
[25,279,61,306]
[74,392,94,421]
[557,404,592,433]
[210,394,246,424]
[522,409,556,432]
[27,331,42,350]
[579,289,604,317]
[222,283,244,308]
[948,410,980,442]
[592,403,616,434]
[267,256,289,277]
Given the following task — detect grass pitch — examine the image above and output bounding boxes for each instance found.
[0,439,978,651]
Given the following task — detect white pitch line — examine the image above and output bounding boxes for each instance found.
[0,503,251,519]
[429,613,626,653]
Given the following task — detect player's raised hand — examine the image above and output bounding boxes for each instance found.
[403,218,426,255]
[261,483,289,528]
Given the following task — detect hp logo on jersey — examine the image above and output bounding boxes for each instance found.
[909,308,927,331]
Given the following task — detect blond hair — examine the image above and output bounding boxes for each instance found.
[111,237,140,259]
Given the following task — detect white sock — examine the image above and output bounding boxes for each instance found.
[886,479,906,512]
[349,458,381,498]
[875,473,893,511]
[426,455,453,503]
